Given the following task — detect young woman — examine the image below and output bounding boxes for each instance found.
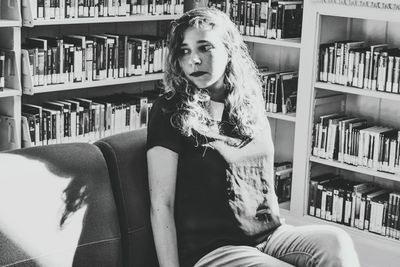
[147,7,360,267]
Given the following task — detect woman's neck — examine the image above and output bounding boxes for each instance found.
[207,79,226,102]
[209,90,226,102]
[207,100,225,122]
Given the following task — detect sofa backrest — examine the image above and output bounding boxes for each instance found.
[0,143,122,267]
[95,128,159,267]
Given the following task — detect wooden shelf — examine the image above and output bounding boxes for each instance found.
[24,73,163,95]
[0,88,21,98]
[0,19,21,27]
[314,82,400,101]
[26,14,179,26]
[243,36,301,48]
[310,156,400,182]
[316,2,400,23]
[266,112,296,122]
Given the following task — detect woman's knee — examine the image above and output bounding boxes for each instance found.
[314,226,360,267]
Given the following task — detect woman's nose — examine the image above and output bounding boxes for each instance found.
[191,53,202,65]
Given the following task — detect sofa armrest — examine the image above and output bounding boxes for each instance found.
[95,129,159,267]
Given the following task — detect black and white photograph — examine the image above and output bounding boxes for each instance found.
[1,0,400,266]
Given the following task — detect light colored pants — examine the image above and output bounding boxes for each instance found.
[194,224,360,267]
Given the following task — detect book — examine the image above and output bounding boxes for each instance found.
[279,71,298,114]
[364,189,390,231]
[0,115,17,151]
[0,50,5,91]
[308,173,338,217]
[369,191,390,235]
[277,1,303,39]
[22,104,43,146]
[274,162,292,203]
[364,44,388,90]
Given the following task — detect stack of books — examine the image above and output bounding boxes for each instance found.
[23,34,167,87]
[260,68,298,114]
[21,91,161,147]
[309,174,400,240]
[312,113,400,174]
[30,0,184,21]
[318,41,400,94]
[209,0,303,39]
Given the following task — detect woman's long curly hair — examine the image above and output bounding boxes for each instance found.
[164,7,266,139]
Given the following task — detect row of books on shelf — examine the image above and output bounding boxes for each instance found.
[210,0,303,39]
[260,68,298,114]
[312,113,400,174]
[23,34,167,88]
[30,0,184,20]
[274,161,292,203]
[319,41,400,94]
[21,91,160,147]
[309,173,400,240]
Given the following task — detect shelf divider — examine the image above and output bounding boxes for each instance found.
[243,36,301,48]
[315,82,400,102]
[310,156,400,182]
[266,112,296,122]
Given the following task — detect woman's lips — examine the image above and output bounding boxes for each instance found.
[190,71,207,77]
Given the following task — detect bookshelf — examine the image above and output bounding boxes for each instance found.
[0,0,22,151]
[293,1,400,266]
[15,2,184,148]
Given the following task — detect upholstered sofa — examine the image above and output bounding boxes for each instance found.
[0,128,292,267]
[0,129,158,267]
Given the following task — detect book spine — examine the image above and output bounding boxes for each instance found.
[392,56,400,94]
[386,55,394,93]
[0,51,5,90]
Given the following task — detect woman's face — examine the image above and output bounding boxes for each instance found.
[178,26,229,93]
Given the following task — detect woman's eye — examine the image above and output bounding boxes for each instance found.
[179,48,190,55]
[200,45,214,52]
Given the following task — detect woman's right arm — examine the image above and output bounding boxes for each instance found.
[147,146,180,267]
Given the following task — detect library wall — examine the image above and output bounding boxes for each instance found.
[248,43,299,163]
[269,119,295,162]
[252,44,300,72]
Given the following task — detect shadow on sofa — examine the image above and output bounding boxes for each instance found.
[0,128,157,267]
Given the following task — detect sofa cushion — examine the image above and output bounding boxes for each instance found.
[0,143,122,267]
[95,129,158,267]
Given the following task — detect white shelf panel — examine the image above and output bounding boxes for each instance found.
[243,36,301,48]
[29,15,180,26]
[310,156,400,182]
[314,82,400,102]
[0,19,21,27]
[25,73,163,95]
[0,88,21,98]
[315,2,400,23]
[266,112,296,122]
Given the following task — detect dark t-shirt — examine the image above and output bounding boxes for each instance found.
[147,94,281,267]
